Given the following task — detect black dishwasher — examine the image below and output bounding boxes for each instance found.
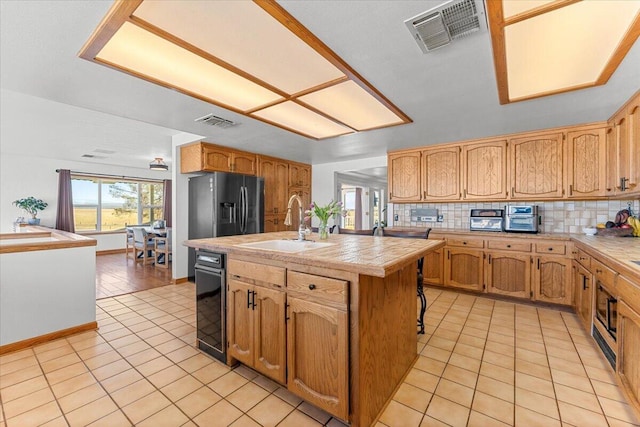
[195,250,226,363]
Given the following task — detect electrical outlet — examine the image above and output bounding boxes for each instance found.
[437,214,444,222]
[394,214,399,221]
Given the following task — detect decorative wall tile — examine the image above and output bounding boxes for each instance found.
[392,199,640,234]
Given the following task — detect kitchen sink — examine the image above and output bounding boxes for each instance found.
[236,239,334,253]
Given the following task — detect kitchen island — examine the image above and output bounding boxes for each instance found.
[185,231,444,426]
[0,226,97,354]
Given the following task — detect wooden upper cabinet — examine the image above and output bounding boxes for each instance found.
[510,132,564,199]
[180,142,256,175]
[232,151,257,175]
[462,140,508,200]
[422,147,460,200]
[607,91,640,195]
[388,152,421,202]
[258,156,289,215]
[289,162,311,188]
[566,125,607,198]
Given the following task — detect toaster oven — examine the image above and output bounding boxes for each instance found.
[503,205,539,233]
[469,209,504,231]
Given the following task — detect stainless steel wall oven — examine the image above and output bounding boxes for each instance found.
[595,284,617,340]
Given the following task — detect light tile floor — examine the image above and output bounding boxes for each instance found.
[1,284,639,427]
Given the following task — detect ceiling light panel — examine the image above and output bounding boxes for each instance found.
[504,1,640,100]
[80,0,411,140]
[299,81,404,131]
[97,22,282,111]
[251,101,353,139]
[132,1,346,95]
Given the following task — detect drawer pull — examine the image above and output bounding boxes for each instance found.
[506,244,511,248]
[596,269,602,274]
[548,247,553,251]
[463,242,467,245]
[309,284,316,290]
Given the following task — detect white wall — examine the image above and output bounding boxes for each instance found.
[311,155,387,227]
[0,245,96,345]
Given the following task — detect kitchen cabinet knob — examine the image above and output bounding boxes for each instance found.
[548,248,553,251]
[506,244,511,248]
[463,242,467,245]
[309,284,316,290]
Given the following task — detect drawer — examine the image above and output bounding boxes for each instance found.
[447,238,484,249]
[228,259,286,287]
[287,271,348,306]
[592,258,617,290]
[535,242,566,255]
[487,240,531,252]
[575,248,591,269]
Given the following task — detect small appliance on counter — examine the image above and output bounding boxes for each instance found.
[469,209,504,231]
[503,205,539,233]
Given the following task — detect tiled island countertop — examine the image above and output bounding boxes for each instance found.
[184,231,444,278]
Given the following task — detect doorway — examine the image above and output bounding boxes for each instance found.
[335,168,387,231]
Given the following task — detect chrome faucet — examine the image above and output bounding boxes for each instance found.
[284,194,306,241]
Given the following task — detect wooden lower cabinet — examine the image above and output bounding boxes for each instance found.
[444,248,484,291]
[618,299,640,415]
[227,279,286,383]
[532,256,573,305]
[423,248,443,285]
[287,297,349,420]
[573,261,594,330]
[486,252,531,298]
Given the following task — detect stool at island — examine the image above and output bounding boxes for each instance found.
[378,227,432,334]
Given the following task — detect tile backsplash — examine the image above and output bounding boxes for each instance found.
[392,199,640,234]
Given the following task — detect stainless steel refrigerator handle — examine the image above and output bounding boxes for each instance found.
[243,186,249,233]
[238,187,244,233]
[240,187,245,233]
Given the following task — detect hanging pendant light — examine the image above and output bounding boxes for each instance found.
[149,157,169,171]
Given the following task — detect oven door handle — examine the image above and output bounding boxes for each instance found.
[195,264,223,275]
[606,297,617,332]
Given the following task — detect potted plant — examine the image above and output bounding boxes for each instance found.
[13,197,48,225]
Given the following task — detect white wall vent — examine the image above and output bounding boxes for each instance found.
[194,113,237,128]
[404,0,486,53]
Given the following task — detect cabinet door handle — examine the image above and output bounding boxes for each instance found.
[252,291,257,309]
[488,254,492,264]
[569,184,573,196]
[423,191,427,199]
[583,276,588,290]
[247,289,252,309]
[511,187,515,197]
[308,284,316,290]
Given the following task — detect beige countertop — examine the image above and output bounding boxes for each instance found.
[0,226,96,254]
[572,235,640,282]
[184,231,444,278]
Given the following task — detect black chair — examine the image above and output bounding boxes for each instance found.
[335,226,375,235]
[380,228,431,334]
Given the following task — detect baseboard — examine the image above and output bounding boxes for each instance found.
[97,249,126,255]
[173,277,190,284]
[0,321,98,355]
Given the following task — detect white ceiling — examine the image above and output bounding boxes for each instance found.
[1,0,639,170]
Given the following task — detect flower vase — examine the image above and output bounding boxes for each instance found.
[318,222,329,240]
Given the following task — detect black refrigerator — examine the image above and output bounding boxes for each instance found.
[188,172,264,278]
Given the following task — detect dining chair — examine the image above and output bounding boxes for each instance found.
[154,228,172,269]
[335,226,375,235]
[125,227,135,259]
[132,227,155,265]
[380,228,432,334]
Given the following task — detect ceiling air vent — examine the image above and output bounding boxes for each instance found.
[405,0,486,53]
[194,114,237,128]
[81,154,106,159]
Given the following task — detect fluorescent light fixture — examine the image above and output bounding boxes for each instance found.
[79,0,411,139]
[149,157,168,171]
[486,0,640,104]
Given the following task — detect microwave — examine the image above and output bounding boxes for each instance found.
[503,205,539,233]
[470,209,504,231]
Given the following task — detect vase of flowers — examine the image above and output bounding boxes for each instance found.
[13,196,48,225]
[305,200,345,240]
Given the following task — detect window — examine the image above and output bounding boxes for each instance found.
[72,176,164,232]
